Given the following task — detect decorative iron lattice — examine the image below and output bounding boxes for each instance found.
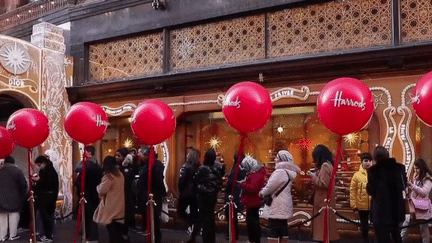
[401,0,432,43]
[268,0,392,58]
[170,15,265,71]
[88,32,163,83]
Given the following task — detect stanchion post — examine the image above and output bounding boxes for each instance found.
[228,195,234,243]
[73,144,89,243]
[27,149,37,243]
[147,146,156,243]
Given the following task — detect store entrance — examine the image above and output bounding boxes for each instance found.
[0,93,35,177]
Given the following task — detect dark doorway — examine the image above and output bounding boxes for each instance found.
[0,94,25,123]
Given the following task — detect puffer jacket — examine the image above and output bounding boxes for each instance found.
[260,161,300,219]
[350,166,371,211]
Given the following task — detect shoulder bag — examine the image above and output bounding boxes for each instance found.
[262,170,291,206]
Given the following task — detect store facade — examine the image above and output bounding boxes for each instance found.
[2,0,432,229]
[63,0,432,227]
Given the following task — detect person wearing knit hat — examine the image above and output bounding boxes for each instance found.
[239,157,267,243]
[259,150,300,243]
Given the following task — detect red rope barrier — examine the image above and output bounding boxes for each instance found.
[323,137,343,243]
[27,149,37,243]
[73,145,89,243]
[229,133,246,243]
[147,146,155,243]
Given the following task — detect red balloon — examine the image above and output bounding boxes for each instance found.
[222,82,272,134]
[64,102,108,144]
[317,78,374,135]
[413,71,432,126]
[6,109,50,149]
[131,99,176,145]
[0,126,15,159]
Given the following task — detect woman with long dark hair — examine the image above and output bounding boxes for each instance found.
[401,158,432,243]
[178,148,201,241]
[93,156,128,243]
[307,145,339,242]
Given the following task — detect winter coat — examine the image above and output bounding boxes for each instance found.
[225,165,246,211]
[120,162,136,226]
[178,163,198,199]
[76,157,103,208]
[195,164,222,197]
[367,158,406,225]
[350,166,371,211]
[136,159,166,213]
[260,161,300,220]
[93,172,125,225]
[311,162,340,241]
[0,164,28,212]
[34,161,59,214]
[409,174,432,220]
[240,167,267,210]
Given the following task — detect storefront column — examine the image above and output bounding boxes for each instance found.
[31,22,74,216]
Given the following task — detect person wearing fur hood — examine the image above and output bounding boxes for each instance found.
[259,150,300,243]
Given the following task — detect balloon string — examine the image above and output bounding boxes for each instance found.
[323,137,342,243]
[27,149,37,243]
[230,133,247,243]
[73,145,89,243]
[147,145,155,243]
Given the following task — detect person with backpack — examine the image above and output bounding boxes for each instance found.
[401,158,432,243]
[193,149,222,243]
[260,150,300,243]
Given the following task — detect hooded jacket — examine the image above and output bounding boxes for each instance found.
[350,166,371,211]
[259,161,300,219]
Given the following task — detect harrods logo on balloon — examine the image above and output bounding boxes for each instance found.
[331,91,366,111]
[96,114,109,127]
[223,96,241,108]
[6,120,16,131]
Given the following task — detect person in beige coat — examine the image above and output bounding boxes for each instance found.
[93,156,129,243]
[307,145,340,242]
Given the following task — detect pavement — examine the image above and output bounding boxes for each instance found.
[3,217,424,243]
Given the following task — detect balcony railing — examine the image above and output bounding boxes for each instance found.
[0,0,71,32]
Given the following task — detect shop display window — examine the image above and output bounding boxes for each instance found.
[185,106,371,209]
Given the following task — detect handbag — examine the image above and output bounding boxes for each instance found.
[262,170,291,206]
[412,198,430,211]
[405,198,415,214]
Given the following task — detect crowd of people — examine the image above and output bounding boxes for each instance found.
[0,143,431,243]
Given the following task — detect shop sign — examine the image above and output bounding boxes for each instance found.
[397,106,415,172]
[382,107,397,156]
[102,103,137,116]
[270,86,310,102]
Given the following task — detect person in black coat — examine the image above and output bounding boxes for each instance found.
[33,156,59,242]
[192,148,223,243]
[367,146,406,243]
[178,148,200,224]
[75,145,103,242]
[136,146,166,243]
[224,152,246,240]
[116,148,136,230]
[0,157,27,241]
